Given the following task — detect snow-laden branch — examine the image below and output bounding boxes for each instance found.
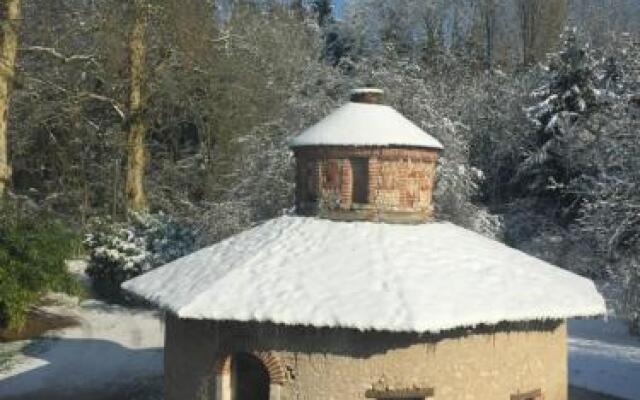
[20,46,97,64]
[25,77,125,120]
[82,93,126,120]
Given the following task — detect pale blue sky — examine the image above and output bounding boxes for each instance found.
[333,0,346,18]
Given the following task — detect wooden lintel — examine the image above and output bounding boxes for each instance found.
[365,388,435,399]
[510,388,542,400]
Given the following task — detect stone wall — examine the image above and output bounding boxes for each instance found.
[164,316,567,400]
[293,146,439,223]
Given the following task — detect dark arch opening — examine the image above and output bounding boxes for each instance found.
[231,352,270,400]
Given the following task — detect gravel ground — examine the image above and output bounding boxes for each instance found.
[1,375,163,400]
[570,386,628,400]
[0,380,627,400]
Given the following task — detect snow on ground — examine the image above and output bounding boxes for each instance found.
[569,318,640,400]
[0,299,164,398]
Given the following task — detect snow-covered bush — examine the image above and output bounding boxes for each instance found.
[571,108,640,330]
[435,155,494,234]
[565,36,640,332]
[85,212,196,301]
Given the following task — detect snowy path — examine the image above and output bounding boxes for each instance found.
[0,299,164,399]
[569,318,640,400]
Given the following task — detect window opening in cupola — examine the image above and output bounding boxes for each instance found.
[351,157,369,204]
[305,162,317,203]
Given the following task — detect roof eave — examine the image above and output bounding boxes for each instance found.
[288,142,445,151]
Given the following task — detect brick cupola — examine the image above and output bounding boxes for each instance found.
[289,88,443,223]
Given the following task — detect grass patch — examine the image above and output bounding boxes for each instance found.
[0,309,78,342]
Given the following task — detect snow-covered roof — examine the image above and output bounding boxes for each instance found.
[123,216,605,333]
[350,87,384,95]
[289,102,444,150]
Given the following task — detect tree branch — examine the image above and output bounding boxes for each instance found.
[20,46,96,64]
[25,77,125,120]
[81,92,126,120]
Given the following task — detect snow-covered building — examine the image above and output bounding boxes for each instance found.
[123,89,605,400]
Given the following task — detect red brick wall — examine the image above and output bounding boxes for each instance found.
[294,146,439,222]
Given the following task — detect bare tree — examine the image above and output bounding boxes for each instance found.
[0,0,20,196]
[125,0,148,211]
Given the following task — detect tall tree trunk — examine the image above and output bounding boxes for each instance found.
[519,0,567,65]
[519,0,541,65]
[482,0,496,69]
[0,0,20,197]
[125,0,148,211]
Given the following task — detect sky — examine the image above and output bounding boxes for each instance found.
[333,0,346,18]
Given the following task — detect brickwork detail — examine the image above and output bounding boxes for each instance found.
[214,351,286,384]
[294,146,439,223]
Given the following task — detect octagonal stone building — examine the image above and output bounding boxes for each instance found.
[123,89,605,400]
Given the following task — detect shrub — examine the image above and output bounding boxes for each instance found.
[0,204,81,331]
[85,212,196,301]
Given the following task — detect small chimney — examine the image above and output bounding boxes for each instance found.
[350,88,384,104]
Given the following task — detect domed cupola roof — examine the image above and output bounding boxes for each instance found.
[289,88,443,150]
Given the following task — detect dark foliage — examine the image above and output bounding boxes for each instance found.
[0,202,81,330]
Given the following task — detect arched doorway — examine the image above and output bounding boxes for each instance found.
[214,351,284,400]
[230,352,270,400]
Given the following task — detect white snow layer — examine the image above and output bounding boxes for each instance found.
[288,102,444,149]
[122,216,605,333]
[569,318,640,399]
[0,300,163,397]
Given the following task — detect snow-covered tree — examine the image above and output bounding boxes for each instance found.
[514,28,600,203]
[565,36,640,331]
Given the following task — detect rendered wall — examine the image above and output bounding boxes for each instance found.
[164,316,567,400]
[293,146,439,223]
